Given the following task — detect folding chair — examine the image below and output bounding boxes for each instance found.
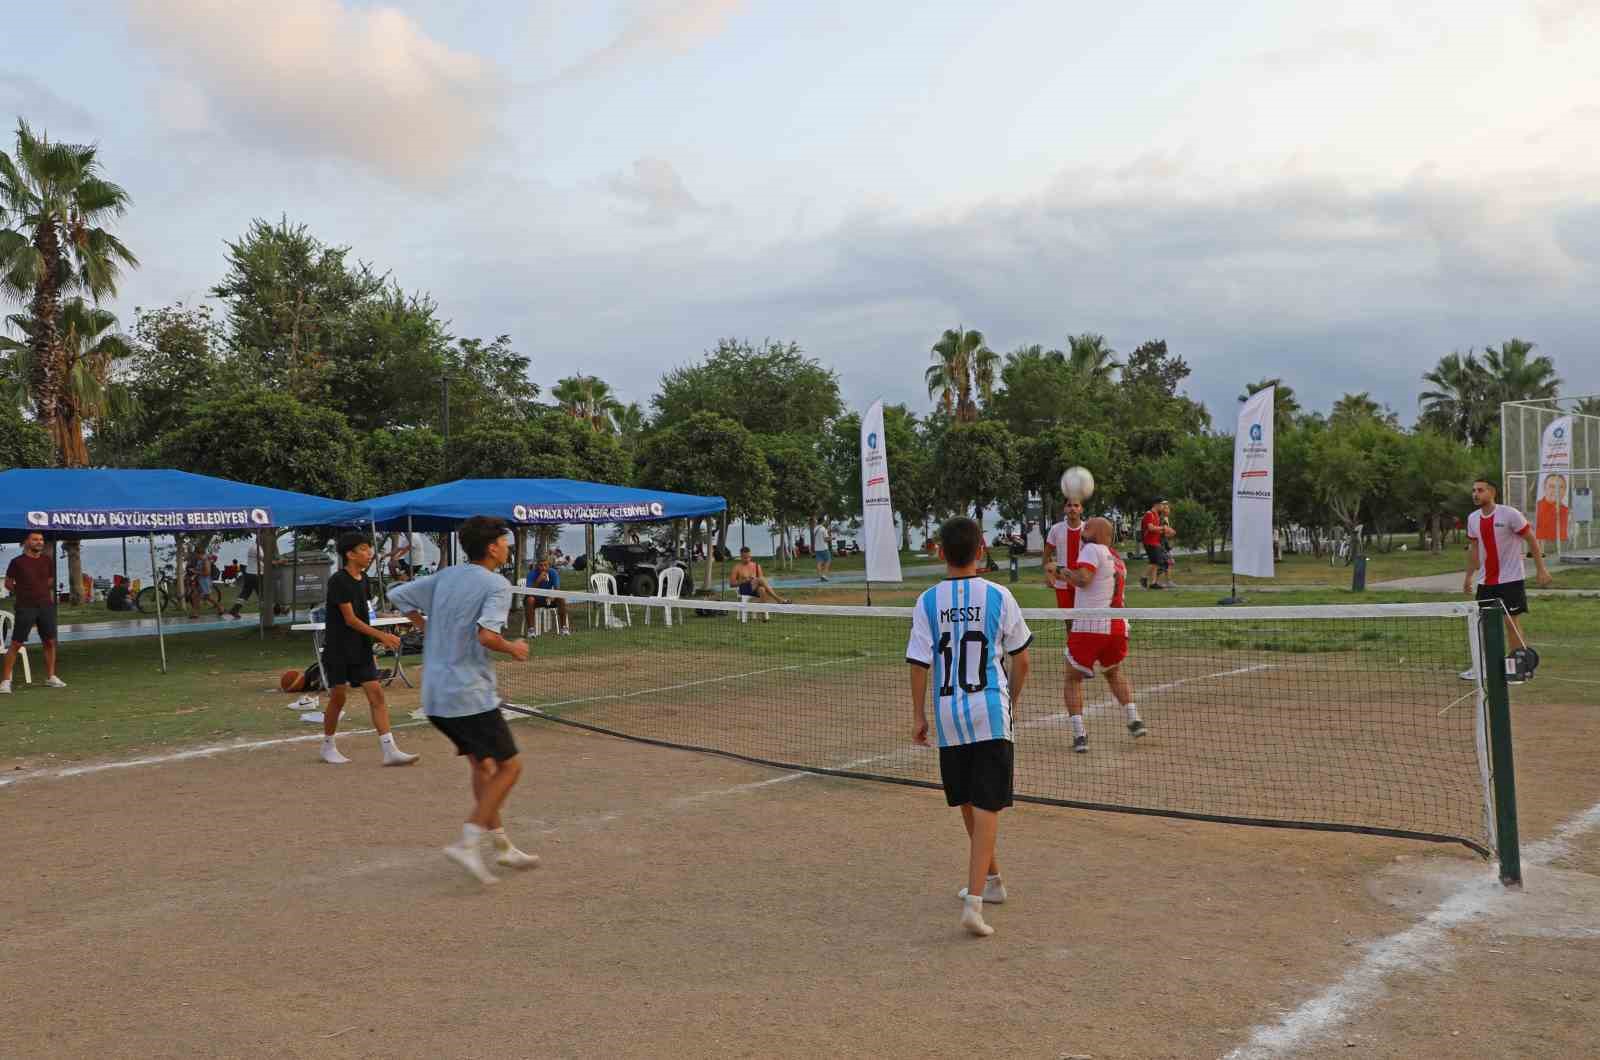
[0,611,32,684]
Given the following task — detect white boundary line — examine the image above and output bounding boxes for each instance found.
[1222,796,1600,1060]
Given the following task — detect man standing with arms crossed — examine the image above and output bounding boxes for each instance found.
[1462,479,1552,684]
[388,516,539,885]
[1,531,66,693]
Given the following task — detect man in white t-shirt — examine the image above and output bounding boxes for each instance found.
[1059,517,1148,753]
[1042,498,1085,609]
[1462,478,1552,683]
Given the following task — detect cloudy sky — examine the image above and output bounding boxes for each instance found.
[9,0,1600,424]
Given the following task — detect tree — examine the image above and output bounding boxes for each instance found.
[364,427,444,494]
[0,120,138,464]
[1482,338,1561,405]
[653,339,840,438]
[635,412,773,582]
[324,288,457,431]
[611,401,647,455]
[1394,431,1477,552]
[552,374,624,432]
[1418,350,1491,445]
[91,302,225,465]
[935,420,1019,521]
[0,401,49,468]
[1305,419,1403,565]
[1019,425,1127,525]
[1238,378,1301,436]
[1168,498,1219,560]
[1330,391,1396,427]
[990,344,1093,438]
[1065,333,1120,382]
[925,326,995,422]
[761,433,833,567]
[1150,433,1234,557]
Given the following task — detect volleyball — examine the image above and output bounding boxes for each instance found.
[1060,466,1095,501]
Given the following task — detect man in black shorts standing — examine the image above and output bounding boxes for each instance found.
[318,531,418,766]
[388,516,538,885]
[1461,479,1552,684]
[1,531,66,693]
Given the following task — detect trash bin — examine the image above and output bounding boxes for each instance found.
[1351,554,1367,592]
[273,551,335,606]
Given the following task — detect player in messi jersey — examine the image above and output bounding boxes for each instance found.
[1461,479,1552,683]
[1061,517,1147,752]
[1043,497,1085,608]
[907,516,1033,938]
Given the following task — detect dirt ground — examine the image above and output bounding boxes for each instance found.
[2,691,1597,1060]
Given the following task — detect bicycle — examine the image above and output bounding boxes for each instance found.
[136,568,179,614]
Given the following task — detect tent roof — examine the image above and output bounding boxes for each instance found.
[0,468,372,540]
[366,478,726,531]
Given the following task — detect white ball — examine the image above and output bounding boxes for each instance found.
[1060,466,1095,501]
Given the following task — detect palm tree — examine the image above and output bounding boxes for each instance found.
[1575,397,1600,419]
[0,120,138,462]
[1330,391,1395,426]
[551,374,622,432]
[1418,350,1490,444]
[1482,338,1561,405]
[1238,378,1301,436]
[925,326,993,421]
[1065,333,1120,382]
[611,401,646,451]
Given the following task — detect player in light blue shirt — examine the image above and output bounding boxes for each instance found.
[387,516,538,885]
[907,516,1032,937]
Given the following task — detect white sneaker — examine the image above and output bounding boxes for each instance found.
[495,845,541,869]
[957,876,1007,904]
[558,626,572,636]
[382,746,418,766]
[44,675,66,688]
[444,840,498,885]
[960,894,994,937]
[320,743,351,765]
[0,679,10,694]
[1459,668,1478,681]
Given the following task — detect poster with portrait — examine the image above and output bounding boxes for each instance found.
[1535,416,1572,542]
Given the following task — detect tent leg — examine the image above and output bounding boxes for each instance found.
[291,541,299,625]
[371,519,382,606]
[149,535,167,674]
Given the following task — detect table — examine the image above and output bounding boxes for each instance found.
[290,614,416,688]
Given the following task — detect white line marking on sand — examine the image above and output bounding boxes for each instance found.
[1222,797,1600,1060]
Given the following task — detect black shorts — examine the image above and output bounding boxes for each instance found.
[429,709,519,762]
[320,652,380,687]
[1477,580,1529,617]
[1144,544,1170,570]
[11,606,57,644]
[939,738,1014,812]
[526,596,560,609]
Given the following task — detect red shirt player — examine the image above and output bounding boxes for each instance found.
[1140,500,1175,589]
[1043,499,1086,607]
[1059,516,1148,753]
[1463,478,1551,682]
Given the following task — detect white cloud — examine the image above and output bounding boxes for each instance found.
[554,0,745,82]
[606,156,709,226]
[127,0,500,185]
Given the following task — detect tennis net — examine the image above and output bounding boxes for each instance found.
[504,588,1498,856]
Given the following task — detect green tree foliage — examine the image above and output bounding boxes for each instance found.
[1418,350,1492,445]
[936,420,1019,521]
[635,411,772,574]
[821,405,927,527]
[653,339,840,438]
[0,120,137,466]
[364,427,444,494]
[153,390,369,500]
[551,374,624,433]
[0,401,50,467]
[1019,425,1127,523]
[1168,498,1219,559]
[1394,431,1477,551]
[1150,433,1234,548]
[761,432,834,558]
[925,326,997,422]
[1238,378,1301,436]
[445,411,628,485]
[92,302,223,464]
[1305,419,1405,558]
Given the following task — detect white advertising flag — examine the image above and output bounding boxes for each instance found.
[860,400,903,584]
[1535,415,1573,543]
[1232,386,1275,578]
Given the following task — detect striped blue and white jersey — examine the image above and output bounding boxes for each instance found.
[906,576,1034,747]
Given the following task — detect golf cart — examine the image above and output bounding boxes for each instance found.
[598,541,689,597]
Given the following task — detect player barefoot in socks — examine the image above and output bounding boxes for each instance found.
[908,516,1033,938]
[318,531,417,766]
[388,516,538,885]
[1061,517,1147,752]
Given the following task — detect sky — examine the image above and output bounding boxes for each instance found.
[7,0,1600,427]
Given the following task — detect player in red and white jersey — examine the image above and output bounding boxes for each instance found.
[1463,478,1552,682]
[1059,517,1147,753]
[1042,498,1086,607]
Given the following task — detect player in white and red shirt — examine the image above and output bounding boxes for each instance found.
[1060,517,1148,753]
[1042,498,1086,607]
[1463,478,1552,681]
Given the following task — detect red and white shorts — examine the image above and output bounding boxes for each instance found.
[1066,631,1128,676]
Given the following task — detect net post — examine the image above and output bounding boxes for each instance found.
[1480,604,1522,887]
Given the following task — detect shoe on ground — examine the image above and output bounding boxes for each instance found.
[1128,720,1149,739]
[1148,583,1165,591]
[960,895,994,938]
[1072,735,1088,753]
[1139,576,1149,589]
[957,876,1006,904]
[444,840,498,885]
[495,846,541,869]
[320,744,351,765]
[1458,668,1478,681]
[44,675,67,688]
[558,626,572,636]
[382,747,419,766]
[0,679,11,694]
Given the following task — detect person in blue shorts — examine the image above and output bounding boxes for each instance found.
[522,554,570,635]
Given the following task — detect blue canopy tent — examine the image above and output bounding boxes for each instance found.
[0,469,372,670]
[364,478,728,589]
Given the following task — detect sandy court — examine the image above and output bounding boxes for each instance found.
[2,694,1597,1060]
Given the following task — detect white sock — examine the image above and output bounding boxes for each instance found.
[379,732,396,748]
[1125,703,1141,722]
[322,736,337,749]
[462,822,485,846]
[1070,715,1086,738]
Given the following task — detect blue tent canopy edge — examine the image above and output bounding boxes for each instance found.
[365,478,726,532]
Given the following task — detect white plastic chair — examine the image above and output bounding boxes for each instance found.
[588,572,631,629]
[647,566,685,627]
[527,605,556,637]
[0,611,31,684]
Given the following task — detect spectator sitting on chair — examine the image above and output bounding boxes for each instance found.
[729,547,790,606]
[106,575,135,612]
[2,531,66,692]
[523,554,571,635]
